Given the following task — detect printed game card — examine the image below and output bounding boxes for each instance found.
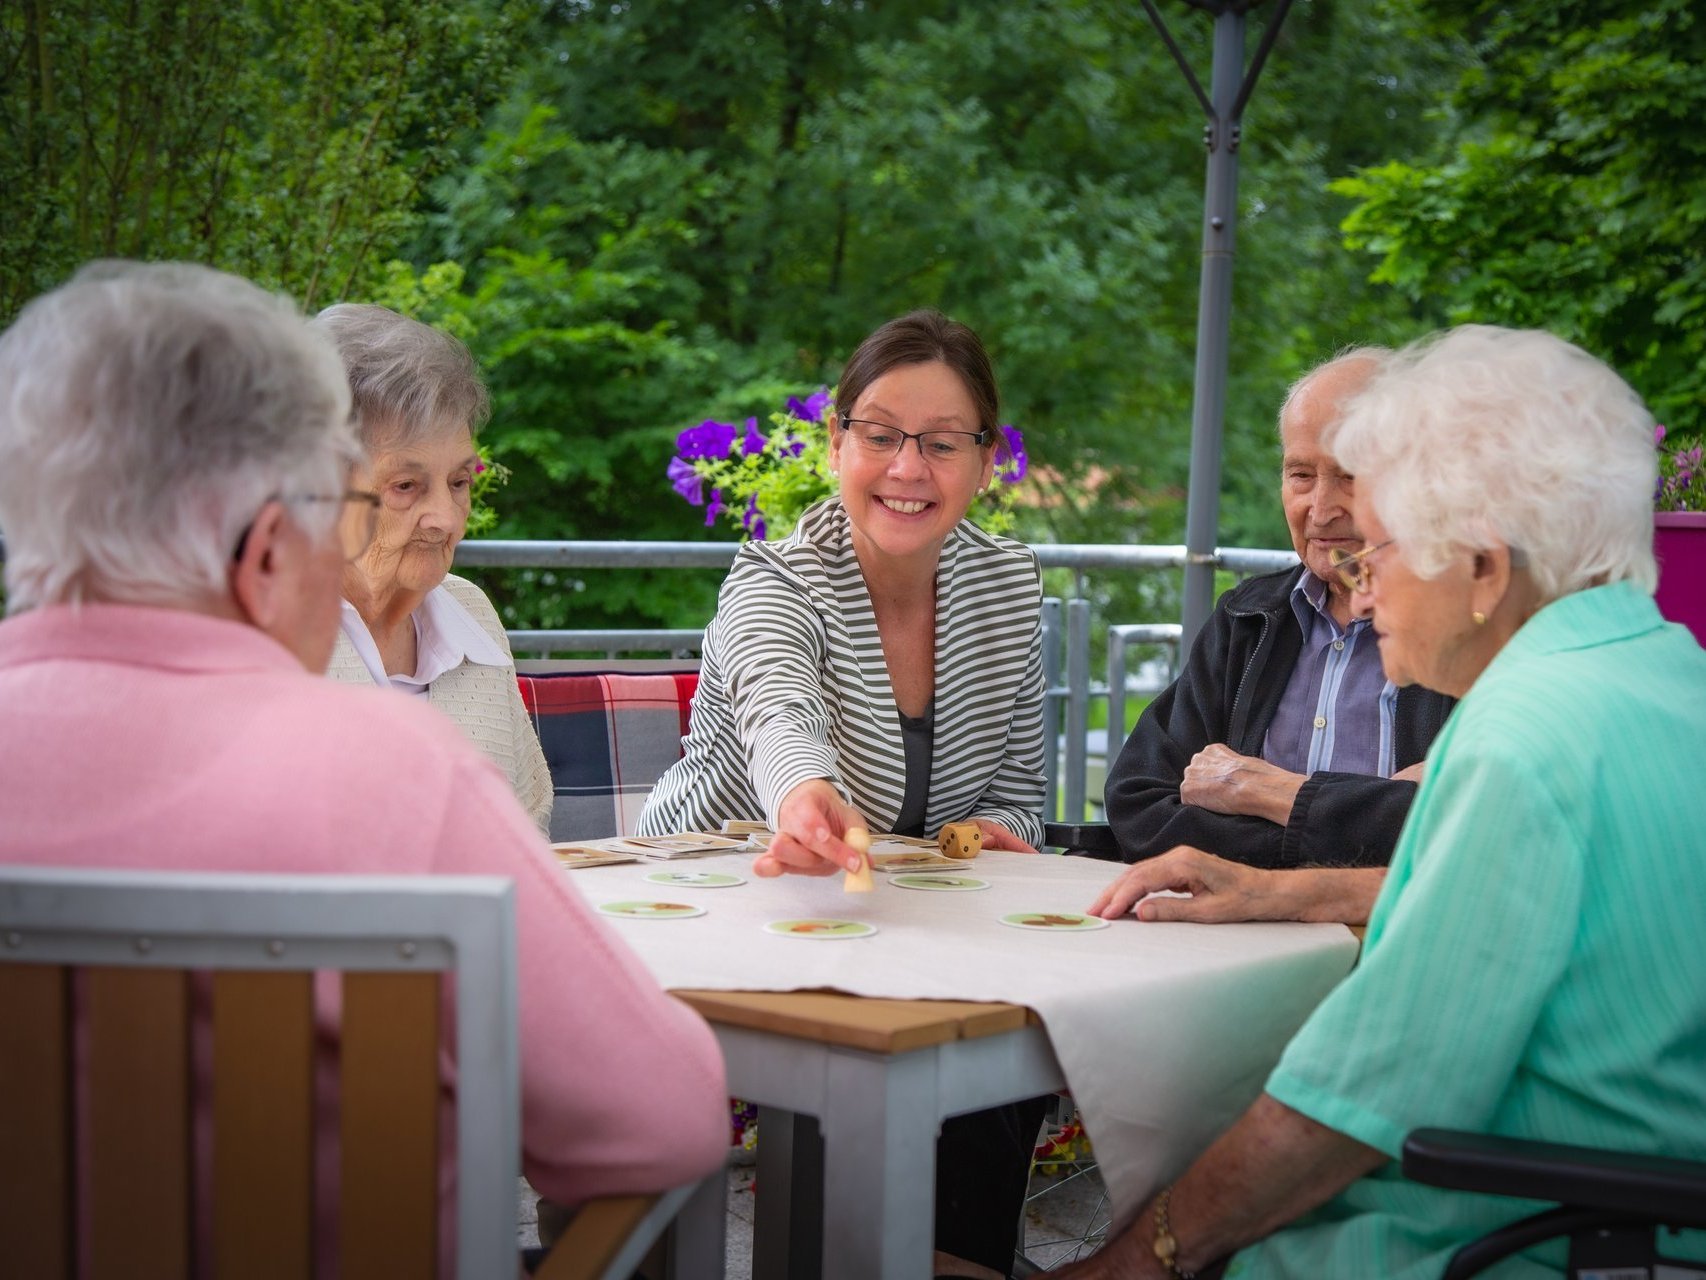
[889,873,990,892]
[870,851,964,872]
[998,911,1109,932]
[763,918,877,940]
[643,869,746,888]
[597,900,707,920]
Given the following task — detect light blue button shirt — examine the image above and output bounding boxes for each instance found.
[1262,572,1397,778]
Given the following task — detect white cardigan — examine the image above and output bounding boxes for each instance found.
[326,574,553,834]
[638,501,1047,846]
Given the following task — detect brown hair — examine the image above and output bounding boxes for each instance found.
[835,309,999,441]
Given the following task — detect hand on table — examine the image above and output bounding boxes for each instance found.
[755,779,868,878]
[1087,846,1282,924]
[1180,743,1304,825]
[968,818,1039,853]
[1088,846,1384,926]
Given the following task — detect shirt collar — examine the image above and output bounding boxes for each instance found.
[339,583,510,689]
[0,602,302,675]
[1490,581,1668,670]
[1289,569,1366,639]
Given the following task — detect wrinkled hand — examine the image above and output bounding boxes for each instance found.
[968,818,1039,853]
[1180,743,1305,824]
[755,779,868,878]
[1087,846,1281,923]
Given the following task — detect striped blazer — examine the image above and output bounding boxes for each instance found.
[638,500,1047,847]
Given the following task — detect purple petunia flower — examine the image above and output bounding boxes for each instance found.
[705,487,725,527]
[776,432,806,458]
[668,456,704,506]
[741,416,765,456]
[677,419,738,460]
[1655,424,1668,446]
[742,493,767,540]
[994,424,1028,484]
[786,387,833,425]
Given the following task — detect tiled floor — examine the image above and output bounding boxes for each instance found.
[519,1152,1111,1276]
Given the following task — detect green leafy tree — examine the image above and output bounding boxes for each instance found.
[0,0,530,320]
[404,0,1456,636]
[1332,0,1706,432]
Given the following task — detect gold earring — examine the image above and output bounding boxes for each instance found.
[1471,610,1487,626]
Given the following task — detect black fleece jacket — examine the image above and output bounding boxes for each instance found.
[1104,565,1456,869]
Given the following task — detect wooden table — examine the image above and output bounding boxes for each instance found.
[673,989,1065,1280]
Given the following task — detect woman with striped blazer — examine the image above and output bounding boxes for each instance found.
[639,310,1048,1280]
[638,311,1046,867]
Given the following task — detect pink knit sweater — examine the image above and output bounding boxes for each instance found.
[0,603,728,1209]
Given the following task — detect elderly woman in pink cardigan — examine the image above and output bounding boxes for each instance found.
[0,262,727,1250]
[312,303,553,832]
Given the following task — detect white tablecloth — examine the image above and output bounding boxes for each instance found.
[577,850,1357,1222]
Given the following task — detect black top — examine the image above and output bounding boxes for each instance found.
[893,698,936,837]
[1103,565,1457,868]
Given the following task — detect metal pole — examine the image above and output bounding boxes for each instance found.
[1179,6,1246,654]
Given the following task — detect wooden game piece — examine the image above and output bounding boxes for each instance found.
[843,826,874,893]
[937,822,983,859]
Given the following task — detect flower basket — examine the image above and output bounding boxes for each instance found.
[1654,511,1706,646]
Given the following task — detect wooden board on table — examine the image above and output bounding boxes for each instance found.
[673,988,1035,1054]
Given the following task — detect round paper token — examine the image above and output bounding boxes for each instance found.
[643,870,746,888]
[998,911,1109,932]
[889,874,990,892]
[598,900,706,920]
[764,918,877,940]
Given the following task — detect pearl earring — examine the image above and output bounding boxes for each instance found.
[1471,610,1487,626]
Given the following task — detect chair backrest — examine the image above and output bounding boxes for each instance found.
[516,664,700,841]
[0,867,518,1280]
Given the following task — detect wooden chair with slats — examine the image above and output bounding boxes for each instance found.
[0,867,520,1280]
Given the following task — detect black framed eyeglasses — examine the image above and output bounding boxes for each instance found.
[1327,539,1395,594]
[839,417,990,464]
[231,490,381,564]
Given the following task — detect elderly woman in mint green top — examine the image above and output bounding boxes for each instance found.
[1061,326,1706,1280]
[313,304,552,832]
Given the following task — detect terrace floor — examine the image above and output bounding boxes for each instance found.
[516,1139,1112,1275]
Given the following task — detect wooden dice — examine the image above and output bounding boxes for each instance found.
[937,822,983,859]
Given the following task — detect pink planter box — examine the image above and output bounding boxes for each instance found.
[1655,512,1706,647]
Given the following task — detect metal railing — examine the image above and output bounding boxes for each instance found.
[455,539,1298,822]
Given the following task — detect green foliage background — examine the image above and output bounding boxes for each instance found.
[4,0,1700,632]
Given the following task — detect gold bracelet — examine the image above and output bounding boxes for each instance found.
[1152,1186,1197,1279]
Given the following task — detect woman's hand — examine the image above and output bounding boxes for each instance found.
[1087,846,1384,926]
[755,779,869,878]
[1087,846,1281,923]
[969,818,1039,853]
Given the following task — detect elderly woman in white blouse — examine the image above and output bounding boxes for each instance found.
[313,304,552,832]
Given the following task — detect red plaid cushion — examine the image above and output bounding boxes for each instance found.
[516,672,698,841]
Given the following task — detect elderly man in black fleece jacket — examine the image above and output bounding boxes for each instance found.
[1105,351,1455,869]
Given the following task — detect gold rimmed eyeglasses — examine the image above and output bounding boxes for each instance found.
[302,489,382,562]
[232,490,381,564]
[1327,539,1394,594]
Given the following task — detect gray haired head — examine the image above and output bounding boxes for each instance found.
[311,303,489,452]
[1328,324,1658,602]
[0,261,357,611]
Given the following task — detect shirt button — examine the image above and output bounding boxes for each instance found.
[1313,716,1327,729]
[1333,639,1345,651]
